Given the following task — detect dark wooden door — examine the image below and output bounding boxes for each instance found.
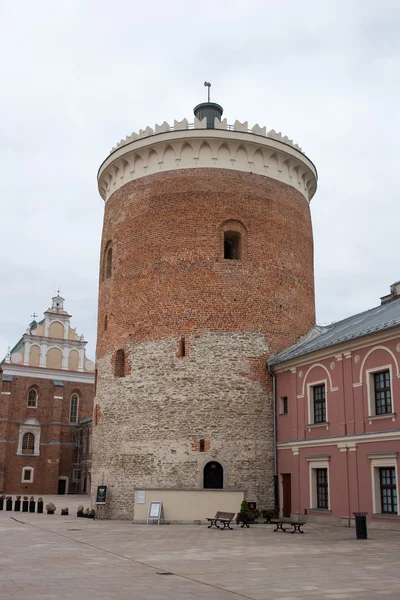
[204,461,223,489]
[58,479,66,495]
[282,474,291,517]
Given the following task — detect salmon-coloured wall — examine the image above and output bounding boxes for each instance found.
[275,335,400,526]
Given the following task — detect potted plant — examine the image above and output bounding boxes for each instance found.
[29,496,36,513]
[14,495,21,511]
[6,496,13,511]
[88,509,95,520]
[236,500,251,528]
[37,498,44,514]
[248,508,260,524]
[0,495,5,510]
[77,504,84,518]
[261,509,277,524]
[83,508,90,518]
[46,502,56,515]
[22,496,29,512]
[60,507,69,516]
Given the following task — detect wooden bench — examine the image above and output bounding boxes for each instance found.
[271,519,306,534]
[207,511,235,530]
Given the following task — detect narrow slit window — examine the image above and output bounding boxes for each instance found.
[115,349,125,377]
[104,244,112,279]
[179,337,186,358]
[224,231,241,260]
[200,439,205,452]
[104,315,108,330]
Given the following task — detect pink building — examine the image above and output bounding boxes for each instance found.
[269,281,400,529]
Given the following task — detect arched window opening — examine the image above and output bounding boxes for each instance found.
[70,393,79,423]
[22,432,35,455]
[224,231,241,260]
[27,388,37,408]
[104,244,112,279]
[115,349,125,378]
[203,461,223,489]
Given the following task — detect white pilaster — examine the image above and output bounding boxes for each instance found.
[23,341,31,366]
[78,347,85,372]
[39,342,48,368]
[62,345,69,370]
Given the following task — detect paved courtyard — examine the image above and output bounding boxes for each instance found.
[1,500,400,599]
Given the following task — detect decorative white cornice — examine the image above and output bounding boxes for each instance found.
[278,429,400,451]
[98,119,317,204]
[1,364,94,385]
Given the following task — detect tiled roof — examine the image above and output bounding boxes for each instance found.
[269,296,400,366]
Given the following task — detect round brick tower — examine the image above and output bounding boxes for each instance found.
[92,100,318,519]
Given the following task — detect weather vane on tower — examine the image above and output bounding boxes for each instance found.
[204,81,211,102]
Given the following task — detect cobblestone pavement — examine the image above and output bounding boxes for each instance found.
[1,506,400,599]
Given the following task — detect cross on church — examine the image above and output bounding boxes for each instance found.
[55,287,62,296]
[31,312,38,319]
[204,81,211,102]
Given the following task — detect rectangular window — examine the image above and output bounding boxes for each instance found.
[22,469,32,482]
[380,467,397,514]
[72,469,81,482]
[374,370,392,415]
[313,385,326,423]
[199,439,205,452]
[316,468,328,509]
[280,397,288,415]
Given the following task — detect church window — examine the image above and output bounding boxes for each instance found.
[22,432,35,454]
[104,315,108,330]
[70,393,79,423]
[22,467,34,482]
[104,242,113,280]
[27,388,38,408]
[200,439,205,452]
[115,349,125,377]
[224,231,241,260]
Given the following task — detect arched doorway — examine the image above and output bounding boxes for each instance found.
[203,461,223,489]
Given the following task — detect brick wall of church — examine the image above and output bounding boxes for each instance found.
[92,168,315,519]
[0,373,94,494]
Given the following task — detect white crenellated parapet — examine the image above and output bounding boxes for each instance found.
[101,116,317,204]
[111,117,304,154]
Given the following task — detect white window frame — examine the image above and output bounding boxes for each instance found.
[307,456,330,510]
[366,365,394,418]
[72,469,81,482]
[21,467,34,483]
[69,393,79,424]
[369,453,399,515]
[307,380,328,426]
[17,419,41,456]
[27,388,38,408]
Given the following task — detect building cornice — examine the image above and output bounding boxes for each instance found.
[278,429,400,451]
[0,364,94,384]
[98,119,317,204]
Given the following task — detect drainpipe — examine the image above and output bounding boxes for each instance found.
[267,362,278,513]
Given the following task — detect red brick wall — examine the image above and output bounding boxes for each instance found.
[0,373,94,494]
[97,168,315,359]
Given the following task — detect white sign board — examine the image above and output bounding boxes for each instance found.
[137,490,146,504]
[147,501,163,524]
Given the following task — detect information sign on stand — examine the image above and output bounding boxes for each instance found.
[96,485,107,505]
[147,501,163,524]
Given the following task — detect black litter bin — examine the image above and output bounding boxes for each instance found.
[353,512,368,539]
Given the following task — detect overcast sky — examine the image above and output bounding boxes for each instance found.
[1,0,399,361]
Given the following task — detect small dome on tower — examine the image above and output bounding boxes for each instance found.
[193,102,223,129]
